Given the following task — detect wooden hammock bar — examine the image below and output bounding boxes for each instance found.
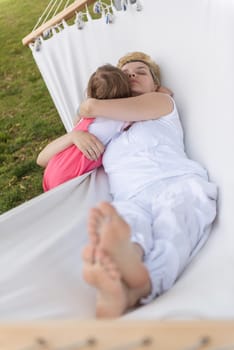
[22,0,96,46]
[1,320,234,350]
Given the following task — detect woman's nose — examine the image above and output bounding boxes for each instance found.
[128,72,136,78]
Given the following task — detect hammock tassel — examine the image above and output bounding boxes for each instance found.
[34,37,42,52]
[136,0,143,11]
[75,12,85,29]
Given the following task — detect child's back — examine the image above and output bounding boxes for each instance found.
[41,65,131,191]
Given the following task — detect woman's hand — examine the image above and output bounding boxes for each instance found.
[79,98,96,117]
[71,129,105,160]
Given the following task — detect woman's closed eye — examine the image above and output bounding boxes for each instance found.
[122,68,148,76]
[135,70,147,75]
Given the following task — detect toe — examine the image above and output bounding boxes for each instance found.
[98,201,118,218]
[82,245,95,263]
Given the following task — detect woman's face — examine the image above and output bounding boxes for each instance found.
[121,61,157,96]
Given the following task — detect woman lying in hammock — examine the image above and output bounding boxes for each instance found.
[79,51,218,318]
[37,63,170,191]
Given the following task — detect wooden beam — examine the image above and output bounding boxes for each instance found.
[22,0,95,46]
[1,320,234,350]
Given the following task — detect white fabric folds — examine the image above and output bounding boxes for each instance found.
[0,169,111,320]
[0,0,234,320]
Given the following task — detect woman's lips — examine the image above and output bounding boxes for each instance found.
[130,79,138,85]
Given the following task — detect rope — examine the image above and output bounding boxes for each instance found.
[32,0,56,31]
[52,0,66,18]
[41,0,61,27]
[32,0,74,32]
[63,0,72,9]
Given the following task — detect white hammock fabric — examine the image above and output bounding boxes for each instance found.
[0,0,234,320]
[31,2,147,131]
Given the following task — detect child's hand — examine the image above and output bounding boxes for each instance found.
[72,130,105,160]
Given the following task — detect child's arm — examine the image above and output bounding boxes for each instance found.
[37,130,105,167]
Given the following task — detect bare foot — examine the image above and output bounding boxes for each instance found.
[82,244,96,264]
[87,207,103,245]
[89,202,151,289]
[82,206,105,265]
[83,255,129,318]
[83,252,152,318]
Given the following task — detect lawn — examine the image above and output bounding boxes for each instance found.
[0,0,111,215]
[0,1,69,214]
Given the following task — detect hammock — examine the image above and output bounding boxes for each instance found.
[0,0,234,321]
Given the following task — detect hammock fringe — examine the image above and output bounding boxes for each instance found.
[22,0,142,46]
[22,0,95,46]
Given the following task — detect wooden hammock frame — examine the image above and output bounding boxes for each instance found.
[22,0,96,46]
[1,320,234,350]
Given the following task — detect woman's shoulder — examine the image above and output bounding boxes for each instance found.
[159,95,179,121]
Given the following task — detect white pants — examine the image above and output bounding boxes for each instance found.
[112,175,217,303]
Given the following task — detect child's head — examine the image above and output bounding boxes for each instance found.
[87,64,132,99]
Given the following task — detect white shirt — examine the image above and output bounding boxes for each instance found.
[103,100,208,200]
[88,117,126,145]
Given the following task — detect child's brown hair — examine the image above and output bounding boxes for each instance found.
[87,64,132,99]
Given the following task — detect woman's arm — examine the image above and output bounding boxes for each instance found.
[79,92,173,122]
[37,130,105,167]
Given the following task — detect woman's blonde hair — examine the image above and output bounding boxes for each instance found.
[87,64,132,99]
[117,51,161,86]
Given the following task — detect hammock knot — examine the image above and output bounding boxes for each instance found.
[34,37,42,52]
[75,12,85,30]
[106,12,114,24]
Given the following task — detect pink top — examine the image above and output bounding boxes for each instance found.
[43,118,102,191]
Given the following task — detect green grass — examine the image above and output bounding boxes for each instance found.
[0,0,112,215]
[0,0,66,214]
